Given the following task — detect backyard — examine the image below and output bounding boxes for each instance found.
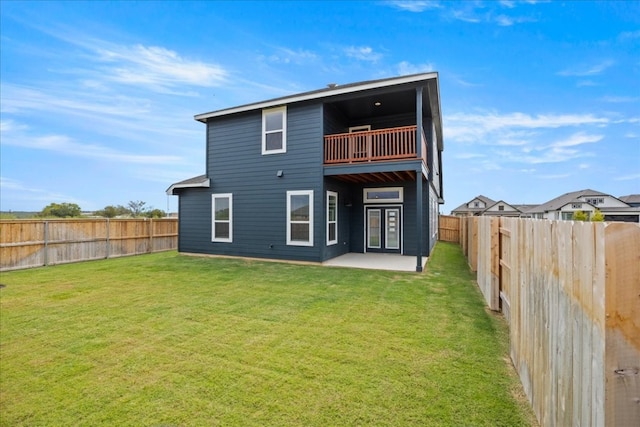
[0,242,535,426]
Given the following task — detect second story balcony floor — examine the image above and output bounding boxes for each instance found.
[324,125,427,167]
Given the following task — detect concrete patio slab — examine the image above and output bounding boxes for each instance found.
[323,253,427,272]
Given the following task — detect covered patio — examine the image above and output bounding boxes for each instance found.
[323,252,427,272]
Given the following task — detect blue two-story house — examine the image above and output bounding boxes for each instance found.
[167,73,444,271]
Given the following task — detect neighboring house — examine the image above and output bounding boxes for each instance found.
[167,73,444,271]
[451,195,496,216]
[482,200,523,217]
[451,196,527,217]
[522,189,640,222]
[619,194,640,207]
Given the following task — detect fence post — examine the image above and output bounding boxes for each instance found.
[149,218,154,253]
[106,218,110,259]
[43,220,49,266]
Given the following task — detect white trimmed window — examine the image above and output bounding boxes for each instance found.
[262,106,287,154]
[363,187,404,203]
[212,194,232,242]
[287,190,313,246]
[327,191,338,246]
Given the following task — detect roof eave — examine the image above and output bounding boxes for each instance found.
[194,72,439,122]
[166,178,211,196]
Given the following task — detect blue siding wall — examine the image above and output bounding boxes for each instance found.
[178,102,326,262]
[176,188,213,253]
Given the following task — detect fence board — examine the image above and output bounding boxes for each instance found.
[0,218,178,271]
[604,222,640,426]
[464,217,639,427]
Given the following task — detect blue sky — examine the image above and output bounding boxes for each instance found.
[1,1,639,214]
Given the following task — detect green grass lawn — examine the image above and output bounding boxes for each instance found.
[0,243,535,426]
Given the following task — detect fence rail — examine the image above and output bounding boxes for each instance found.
[457,216,639,427]
[0,218,178,271]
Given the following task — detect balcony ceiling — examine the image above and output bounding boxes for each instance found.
[330,170,418,184]
[328,87,431,121]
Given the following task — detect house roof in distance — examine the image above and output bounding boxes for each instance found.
[619,194,640,205]
[522,189,614,214]
[451,195,496,214]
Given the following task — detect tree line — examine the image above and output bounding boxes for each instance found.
[37,201,166,219]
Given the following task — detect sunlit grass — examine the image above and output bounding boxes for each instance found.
[0,243,535,426]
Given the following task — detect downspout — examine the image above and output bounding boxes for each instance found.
[415,87,424,272]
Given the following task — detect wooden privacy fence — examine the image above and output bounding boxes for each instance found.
[0,218,178,271]
[461,216,639,427]
[437,214,460,243]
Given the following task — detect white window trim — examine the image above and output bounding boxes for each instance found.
[212,193,233,243]
[287,190,313,247]
[262,106,287,155]
[326,191,338,246]
[363,187,404,204]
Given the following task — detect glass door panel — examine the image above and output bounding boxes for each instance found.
[385,209,400,249]
[367,209,381,249]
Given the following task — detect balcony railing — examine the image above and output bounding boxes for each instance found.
[324,125,427,166]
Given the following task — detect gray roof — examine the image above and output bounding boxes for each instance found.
[619,194,640,205]
[194,72,439,122]
[523,189,614,214]
[166,175,210,195]
[451,195,496,213]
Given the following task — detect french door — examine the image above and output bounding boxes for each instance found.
[366,206,401,253]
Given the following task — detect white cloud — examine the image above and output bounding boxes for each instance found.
[0,84,201,146]
[344,46,382,62]
[445,111,610,142]
[550,132,603,148]
[0,176,84,205]
[455,152,485,159]
[387,1,442,12]
[576,80,598,87]
[17,24,228,94]
[259,47,318,65]
[558,60,615,77]
[539,173,572,179]
[2,129,183,165]
[451,9,481,23]
[618,30,640,41]
[397,61,435,75]
[94,44,227,91]
[602,95,640,103]
[614,173,640,181]
[445,111,610,167]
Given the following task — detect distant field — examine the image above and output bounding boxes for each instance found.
[0,243,535,426]
[0,211,38,219]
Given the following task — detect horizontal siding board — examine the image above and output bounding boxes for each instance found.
[179,103,325,262]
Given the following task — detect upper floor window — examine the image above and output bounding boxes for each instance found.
[262,106,287,155]
[585,197,604,205]
[498,205,504,211]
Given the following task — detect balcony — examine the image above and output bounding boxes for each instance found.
[324,125,427,166]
